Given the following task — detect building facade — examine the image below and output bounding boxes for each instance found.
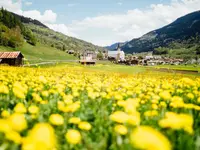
[108,44,125,61]
[0,51,24,66]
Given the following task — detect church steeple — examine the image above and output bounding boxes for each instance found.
[117,43,121,61]
[117,43,121,52]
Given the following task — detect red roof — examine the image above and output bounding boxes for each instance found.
[0,52,23,59]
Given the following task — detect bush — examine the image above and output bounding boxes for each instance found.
[97,52,103,60]
[24,28,37,46]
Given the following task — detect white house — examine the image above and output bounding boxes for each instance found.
[108,44,125,61]
[145,56,154,60]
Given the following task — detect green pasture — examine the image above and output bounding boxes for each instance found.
[0,43,76,64]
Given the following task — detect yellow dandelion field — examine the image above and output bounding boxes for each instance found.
[0,65,200,150]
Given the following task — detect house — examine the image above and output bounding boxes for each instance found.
[108,44,125,61]
[0,51,24,66]
[79,50,97,65]
[67,50,75,54]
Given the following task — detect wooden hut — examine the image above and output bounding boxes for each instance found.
[0,51,24,66]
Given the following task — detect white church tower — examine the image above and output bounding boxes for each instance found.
[117,43,121,61]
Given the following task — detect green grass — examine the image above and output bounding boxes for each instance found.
[84,64,146,74]
[0,43,76,63]
[39,62,146,74]
[41,62,200,77]
[150,65,200,72]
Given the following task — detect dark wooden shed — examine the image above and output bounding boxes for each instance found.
[0,51,24,66]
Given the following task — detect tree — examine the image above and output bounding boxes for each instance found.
[24,28,37,46]
[62,44,66,51]
[154,47,169,55]
[196,46,200,55]
[97,52,103,60]
[8,26,23,48]
[138,56,143,60]
[0,8,25,48]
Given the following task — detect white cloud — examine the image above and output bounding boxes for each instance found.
[0,0,22,14]
[46,23,78,37]
[68,0,200,46]
[25,2,32,6]
[22,10,57,23]
[0,0,57,23]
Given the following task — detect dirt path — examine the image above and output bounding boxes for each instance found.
[23,60,79,67]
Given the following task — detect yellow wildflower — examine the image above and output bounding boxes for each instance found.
[110,111,129,123]
[130,126,171,150]
[65,129,81,144]
[144,110,158,117]
[114,125,128,135]
[152,104,158,110]
[1,110,10,118]
[197,97,200,103]
[64,102,80,113]
[8,113,27,132]
[127,112,140,126]
[181,78,195,86]
[159,112,193,134]
[49,114,64,126]
[41,91,49,97]
[0,119,11,133]
[0,84,9,94]
[32,93,42,102]
[117,100,126,107]
[159,91,171,100]
[160,101,167,108]
[6,130,22,144]
[28,105,39,114]
[187,93,194,99]
[69,117,81,124]
[22,123,56,150]
[78,121,92,131]
[14,103,27,114]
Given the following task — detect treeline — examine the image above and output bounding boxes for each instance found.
[154,35,200,60]
[12,13,48,28]
[0,8,36,48]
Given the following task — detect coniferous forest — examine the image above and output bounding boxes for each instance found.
[0,8,36,48]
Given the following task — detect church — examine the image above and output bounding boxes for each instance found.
[107,44,125,61]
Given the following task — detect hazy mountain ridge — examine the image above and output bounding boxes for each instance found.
[120,10,200,53]
[105,42,127,50]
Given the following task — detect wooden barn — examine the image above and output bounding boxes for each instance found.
[0,51,24,66]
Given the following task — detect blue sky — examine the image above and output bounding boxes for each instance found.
[1,0,200,46]
[23,0,171,24]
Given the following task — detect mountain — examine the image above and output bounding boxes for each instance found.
[12,13,49,28]
[12,12,106,53]
[106,42,127,50]
[0,8,106,55]
[121,10,200,53]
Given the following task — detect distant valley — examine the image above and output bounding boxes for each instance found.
[107,10,200,54]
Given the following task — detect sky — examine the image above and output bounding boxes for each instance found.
[0,0,200,46]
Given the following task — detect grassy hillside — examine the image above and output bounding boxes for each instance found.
[0,9,107,63]
[26,24,106,54]
[0,43,76,63]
